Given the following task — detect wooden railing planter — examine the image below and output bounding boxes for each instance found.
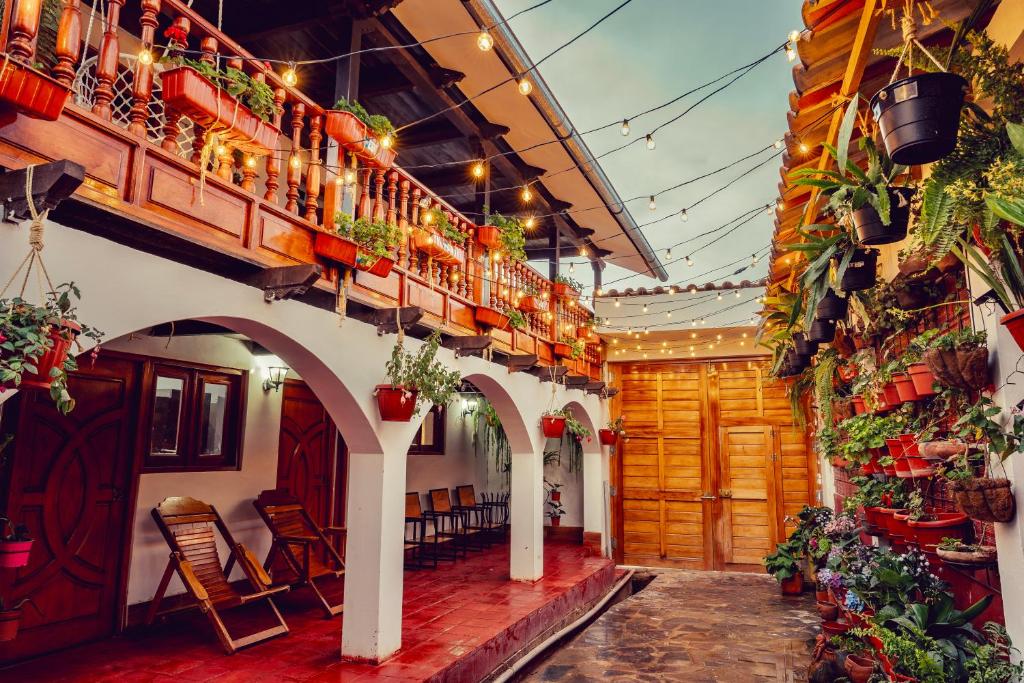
[0,61,70,126]
[323,109,395,170]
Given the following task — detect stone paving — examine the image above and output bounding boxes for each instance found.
[522,569,819,683]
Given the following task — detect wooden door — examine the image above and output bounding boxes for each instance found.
[276,380,339,528]
[716,425,780,570]
[0,355,141,663]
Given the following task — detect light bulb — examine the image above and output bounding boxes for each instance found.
[283,66,298,87]
[691,332,696,339]
[216,144,227,156]
[344,169,356,185]
[289,154,300,169]
[646,134,656,150]
[788,29,801,43]
[735,290,741,298]
[245,155,256,168]
[690,287,697,294]
[579,246,587,257]
[778,200,785,211]
[666,248,672,260]
[666,311,672,319]
[477,30,494,51]
[680,208,688,222]
[424,211,433,225]
[521,186,532,203]
[518,78,533,95]
[691,351,696,357]
[700,318,706,325]
[643,327,649,335]
[643,304,648,313]
[686,256,693,267]
[472,161,485,178]
[595,288,603,296]
[742,332,748,338]
[717,334,723,340]
[138,48,154,66]
[717,292,723,301]
[751,254,758,265]
[569,262,575,274]
[799,141,809,154]
[691,320,697,327]
[774,139,783,150]
[740,340,745,347]
[614,299,620,308]
[621,119,630,136]
[419,197,430,209]
[648,195,656,211]
[786,45,797,62]
[380,134,393,149]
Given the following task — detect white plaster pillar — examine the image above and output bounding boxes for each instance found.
[583,448,609,556]
[510,447,544,581]
[340,444,409,663]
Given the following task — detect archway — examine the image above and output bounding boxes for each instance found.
[562,399,610,558]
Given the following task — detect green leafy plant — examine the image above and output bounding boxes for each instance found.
[335,212,401,259]
[952,396,1023,461]
[546,499,565,520]
[837,413,903,466]
[426,208,467,244]
[559,336,585,360]
[382,331,461,418]
[763,538,802,582]
[965,622,1024,683]
[553,274,584,292]
[474,399,511,486]
[607,416,625,433]
[333,97,395,138]
[484,211,527,262]
[506,308,527,331]
[178,57,279,122]
[885,594,992,680]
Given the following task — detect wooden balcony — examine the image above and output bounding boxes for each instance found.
[0,0,600,378]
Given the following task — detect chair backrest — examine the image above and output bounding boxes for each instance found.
[429,488,452,513]
[456,485,476,507]
[406,492,423,517]
[254,489,318,540]
[151,496,236,605]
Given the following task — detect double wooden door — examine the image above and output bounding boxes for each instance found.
[611,359,813,571]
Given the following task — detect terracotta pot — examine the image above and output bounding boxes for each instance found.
[844,654,875,683]
[852,396,866,415]
[0,539,32,568]
[0,608,22,642]
[0,61,69,125]
[880,460,897,477]
[907,512,970,553]
[553,342,575,359]
[550,491,561,502]
[162,66,281,155]
[598,429,617,446]
[541,415,566,439]
[907,362,936,396]
[936,545,997,567]
[821,620,851,636]
[550,516,561,527]
[870,72,967,165]
[354,253,395,278]
[951,478,1015,523]
[889,510,912,551]
[898,433,919,456]
[873,508,894,534]
[552,282,580,300]
[919,440,968,459]
[815,589,832,604]
[1001,308,1024,353]
[313,231,358,267]
[476,225,501,249]
[412,229,465,265]
[817,601,839,621]
[7,320,80,392]
[324,109,396,169]
[780,571,803,596]
[837,364,858,383]
[883,382,902,406]
[892,372,920,402]
[892,455,913,479]
[518,295,547,314]
[375,386,419,422]
[863,507,887,537]
[475,306,511,330]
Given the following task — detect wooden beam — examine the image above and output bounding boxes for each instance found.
[604,387,619,397]
[530,365,568,382]
[359,306,424,335]
[246,264,323,302]
[398,119,465,150]
[497,353,538,372]
[0,159,84,221]
[359,64,414,99]
[584,381,606,395]
[563,375,590,388]
[441,335,492,358]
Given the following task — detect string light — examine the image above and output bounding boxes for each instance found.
[620,119,630,136]
[138,48,154,66]
[569,262,576,274]
[344,169,357,185]
[283,65,298,87]
[525,217,536,229]
[751,254,759,266]
[666,248,672,260]
[773,139,783,150]
[643,304,649,313]
[648,195,657,211]
[518,78,533,95]
[700,318,706,325]
[216,144,227,157]
[646,134,656,150]
[595,288,603,296]
[521,186,533,203]
[716,292,723,301]
[680,208,688,222]
[785,44,797,62]
[579,246,588,257]
[799,140,809,154]
[614,299,621,308]
[686,256,693,267]
[245,156,256,168]
[735,289,741,298]
[643,327,649,335]
[666,311,672,319]
[289,154,301,169]
[380,134,394,149]
[472,161,485,179]
[477,30,494,51]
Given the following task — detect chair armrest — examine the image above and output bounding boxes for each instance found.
[235,543,274,589]
[277,535,317,544]
[321,526,346,536]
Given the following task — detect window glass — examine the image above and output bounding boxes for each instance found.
[199,382,229,456]
[150,375,184,456]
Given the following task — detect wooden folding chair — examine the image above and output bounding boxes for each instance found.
[253,489,346,618]
[148,496,290,655]
[456,485,506,543]
[430,488,483,554]
[407,492,457,566]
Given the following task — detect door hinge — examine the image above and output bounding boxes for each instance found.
[609,485,617,497]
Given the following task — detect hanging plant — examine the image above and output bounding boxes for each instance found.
[325,97,396,169]
[473,399,511,488]
[560,410,591,473]
[479,211,527,262]
[376,330,461,422]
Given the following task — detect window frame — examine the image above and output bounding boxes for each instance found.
[408,405,446,456]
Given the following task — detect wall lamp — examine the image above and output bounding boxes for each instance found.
[262,366,289,392]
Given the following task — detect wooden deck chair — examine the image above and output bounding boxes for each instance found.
[456,485,506,542]
[406,492,457,566]
[148,496,290,655]
[253,489,346,618]
[430,488,482,554]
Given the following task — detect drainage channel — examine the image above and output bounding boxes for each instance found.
[486,571,658,682]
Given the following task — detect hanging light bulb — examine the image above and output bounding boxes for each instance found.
[216,144,227,157]
[283,65,298,87]
[138,48,154,66]
[643,327,649,335]
[716,292,723,301]
[777,199,785,211]
[595,288,603,296]
[643,303,649,313]
[648,195,657,211]
[751,254,758,266]
[735,289,741,298]
[569,262,576,274]
[691,332,697,339]
[786,44,797,62]
[525,217,536,229]
[700,317,706,325]
[477,30,494,51]
[472,161,485,179]
[690,319,697,327]
[666,248,672,260]
[245,155,256,169]
[419,196,430,209]
[680,208,688,222]
[690,286,697,295]
[799,140,810,154]
[717,334,723,341]
[789,29,802,43]
[518,78,533,95]
[289,154,301,169]
[666,311,672,319]
[773,139,783,150]
[380,133,394,149]
[614,299,620,308]
[620,119,630,136]
[686,255,693,267]
[344,169,357,185]
[579,246,587,257]
[646,134,656,150]
[521,186,532,203]
[742,332,748,338]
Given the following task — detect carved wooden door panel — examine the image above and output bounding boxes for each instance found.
[276,380,338,529]
[0,355,140,663]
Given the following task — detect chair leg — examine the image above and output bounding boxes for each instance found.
[309,575,344,618]
[146,560,176,625]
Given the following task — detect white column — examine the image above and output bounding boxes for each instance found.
[583,448,609,556]
[341,446,408,663]
[510,448,544,581]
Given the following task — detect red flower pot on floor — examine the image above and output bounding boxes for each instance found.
[780,571,803,595]
[907,362,937,397]
[0,608,23,642]
[888,510,911,551]
[892,372,920,402]
[0,61,70,126]
[852,396,866,415]
[883,382,902,406]
[907,512,971,553]
[375,385,418,422]
[821,620,851,636]
[863,507,887,536]
[0,539,32,568]
[476,225,501,249]
[1001,308,1024,353]
[541,415,566,439]
[845,654,875,683]
[598,429,617,446]
[550,516,561,527]
[8,320,80,392]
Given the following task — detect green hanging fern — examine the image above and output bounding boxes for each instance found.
[814,350,839,427]
[916,179,957,260]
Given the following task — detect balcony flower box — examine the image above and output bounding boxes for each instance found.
[577,327,599,346]
[475,306,510,330]
[355,252,395,278]
[313,231,358,267]
[161,66,280,156]
[0,60,70,126]
[552,282,580,301]
[412,228,465,266]
[324,110,396,170]
[553,342,574,359]
[476,225,501,249]
[517,295,547,314]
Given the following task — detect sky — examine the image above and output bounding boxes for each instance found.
[493,0,802,325]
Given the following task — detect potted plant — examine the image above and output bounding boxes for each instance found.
[553,336,584,361]
[413,209,467,266]
[599,416,624,446]
[936,537,997,568]
[922,329,988,391]
[0,55,70,126]
[964,623,1024,683]
[0,282,102,414]
[764,538,804,595]
[477,211,527,262]
[541,409,567,439]
[0,517,32,568]
[0,596,39,642]
[160,57,281,156]
[552,274,582,301]
[546,499,565,527]
[517,281,548,314]
[545,480,563,502]
[815,288,847,321]
[324,97,396,169]
[322,212,401,278]
[376,331,461,422]
[903,330,939,396]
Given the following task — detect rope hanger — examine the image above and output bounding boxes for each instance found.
[0,166,57,306]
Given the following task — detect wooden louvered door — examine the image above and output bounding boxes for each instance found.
[611,359,813,571]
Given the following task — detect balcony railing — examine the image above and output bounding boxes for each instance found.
[0,0,601,378]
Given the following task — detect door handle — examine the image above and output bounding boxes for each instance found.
[719,489,733,499]
[700,492,717,501]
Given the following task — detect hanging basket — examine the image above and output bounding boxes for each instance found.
[375,385,418,422]
[807,319,836,344]
[936,545,997,567]
[0,539,32,568]
[815,289,847,322]
[541,415,566,439]
[0,59,70,125]
[853,187,914,245]
[324,109,396,169]
[3,320,80,392]
[475,306,510,330]
[951,478,1015,523]
[598,429,617,446]
[793,333,819,357]
[870,72,968,166]
[839,249,878,292]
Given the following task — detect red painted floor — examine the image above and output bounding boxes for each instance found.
[2,541,616,682]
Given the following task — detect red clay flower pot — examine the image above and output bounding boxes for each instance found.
[907,512,970,554]
[898,433,919,456]
[552,283,580,301]
[354,253,395,278]
[883,382,902,406]
[162,66,281,155]
[518,295,547,314]
[313,231,358,267]
[476,225,501,249]
[541,415,566,439]
[550,491,561,502]
[324,109,396,169]
[887,509,911,551]
[863,507,887,536]
[873,508,894,535]
[553,342,574,359]
[852,396,866,415]
[0,539,32,568]
[907,362,937,396]
[598,429,617,446]
[845,654,875,683]
[885,438,905,459]
[892,454,913,479]
[0,61,69,125]
[8,320,80,392]
[475,306,511,330]
[817,601,839,621]
[412,229,465,266]
[0,608,22,642]
[375,385,418,422]
[821,620,851,636]
[780,571,803,596]
[550,516,561,527]
[892,372,920,402]
[815,589,832,603]
[1000,308,1024,353]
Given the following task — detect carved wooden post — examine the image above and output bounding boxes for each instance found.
[465,223,476,302]
[161,17,189,153]
[304,113,323,223]
[286,102,305,213]
[127,0,160,136]
[91,0,124,120]
[240,155,258,192]
[263,87,286,202]
[8,0,42,62]
[372,170,386,223]
[408,187,421,273]
[396,176,409,269]
[52,0,81,87]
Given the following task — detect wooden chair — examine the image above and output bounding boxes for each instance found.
[406,492,457,566]
[148,496,290,655]
[430,488,482,554]
[456,485,507,543]
[252,489,346,618]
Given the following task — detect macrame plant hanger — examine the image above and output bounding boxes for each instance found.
[886,0,945,86]
[0,166,57,308]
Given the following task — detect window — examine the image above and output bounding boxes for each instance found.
[408,405,446,455]
[143,362,246,471]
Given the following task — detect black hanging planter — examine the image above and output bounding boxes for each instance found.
[839,248,878,293]
[853,187,914,246]
[808,319,837,344]
[870,72,968,166]
[794,332,819,357]
[815,289,848,321]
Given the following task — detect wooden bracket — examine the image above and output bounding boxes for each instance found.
[563,375,590,388]
[0,159,85,222]
[442,335,492,358]
[247,264,323,302]
[370,306,423,335]
[530,365,568,383]
[584,381,606,395]
[500,353,538,373]
[603,387,620,398]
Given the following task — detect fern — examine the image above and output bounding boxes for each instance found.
[814,350,839,426]
[917,179,957,260]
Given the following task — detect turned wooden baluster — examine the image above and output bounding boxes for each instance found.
[52,0,82,87]
[304,114,323,223]
[422,202,437,281]
[438,210,452,289]
[8,0,42,62]
[386,172,398,226]
[127,0,159,137]
[372,170,386,224]
[488,254,497,309]
[285,102,305,213]
[397,177,410,269]
[456,220,468,297]
[263,87,286,202]
[465,223,476,303]
[357,169,372,220]
[408,187,421,272]
[91,0,124,120]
